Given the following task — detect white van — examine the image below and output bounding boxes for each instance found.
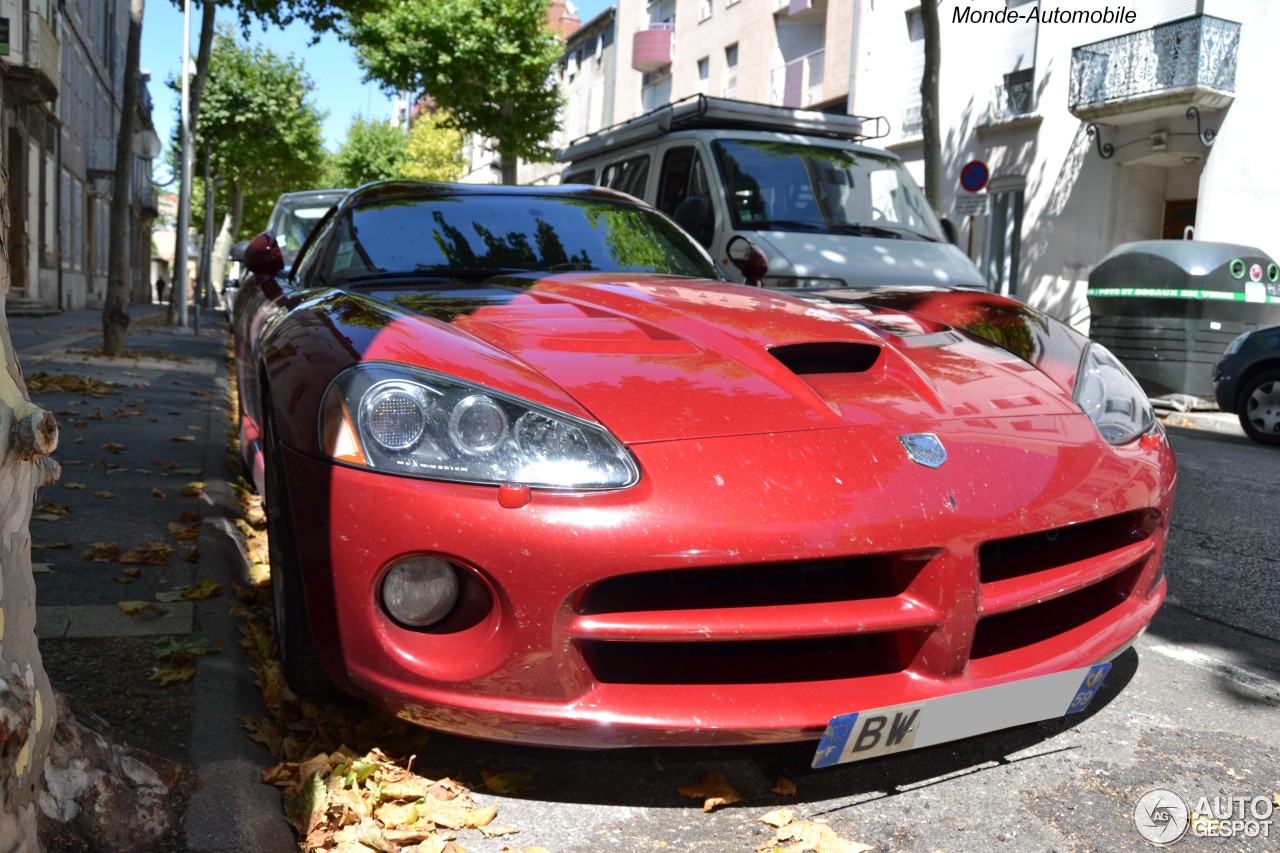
[557,96,984,290]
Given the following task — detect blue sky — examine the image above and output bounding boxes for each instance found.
[141,1,615,182]
[141,2,396,181]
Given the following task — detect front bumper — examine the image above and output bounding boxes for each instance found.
[281,413,1175,748]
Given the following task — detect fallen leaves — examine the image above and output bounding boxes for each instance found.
[677,769,743,812]
[82,542,122,561]
[149,666,196,685]
[263,748,518,852]
[120,542,174,565]
[118,600,166,617]
[24,371,119,397]
[481,769,537,796]
[153,632,221,660]
[756,810,873,853]
[155,578,222,602]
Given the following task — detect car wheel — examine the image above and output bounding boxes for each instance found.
[262,402,342,700]
[1238,369,1280,446]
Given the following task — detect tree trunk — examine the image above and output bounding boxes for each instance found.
[103,0,146,356]
[497,143,518,185]
[0,110,60,846]
[211,181,244,301]
[920,0,943,216]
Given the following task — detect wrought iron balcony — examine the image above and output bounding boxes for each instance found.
[1069,14,1239,121]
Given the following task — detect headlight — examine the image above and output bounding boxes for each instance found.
[762,276,848,288]
[1073,343,1155,445]
[321,363,639,489]
[1222,332,1250,356]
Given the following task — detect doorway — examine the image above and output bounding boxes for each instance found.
[1162,199,1196,240]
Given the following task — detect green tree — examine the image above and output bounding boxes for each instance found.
[165,0,376,324]
[172,24,326,289]
[400,110,465,183]
[326,116,407,187]
[346,0,563,184]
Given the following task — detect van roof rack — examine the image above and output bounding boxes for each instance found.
[556,94,890,163]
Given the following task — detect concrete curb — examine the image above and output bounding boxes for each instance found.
[180,329,295,852]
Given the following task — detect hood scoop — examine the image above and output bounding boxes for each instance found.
[768,342,881,375]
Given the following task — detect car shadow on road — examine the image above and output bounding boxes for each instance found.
[398,647,1140,811]
[1143,604,1280,708]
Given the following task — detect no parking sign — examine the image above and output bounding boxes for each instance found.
[960,160,989,193]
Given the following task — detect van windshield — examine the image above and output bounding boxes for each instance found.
[711,139,945,242]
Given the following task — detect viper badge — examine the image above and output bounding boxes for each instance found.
[899,433,947,468]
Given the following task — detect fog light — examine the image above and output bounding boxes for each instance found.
[381,556,459,628]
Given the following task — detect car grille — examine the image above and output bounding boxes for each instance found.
[567,511,1162,686]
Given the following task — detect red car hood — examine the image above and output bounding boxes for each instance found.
[373,274,1082,445]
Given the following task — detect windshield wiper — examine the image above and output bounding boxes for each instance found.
[746,219,825,232]
[830,223,937,241]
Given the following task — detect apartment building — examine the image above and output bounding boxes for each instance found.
[857,0,1270,328]
[545,0,1273,330]
[58,0,159,309]
[1,0,60,310]
[1,0,158,312]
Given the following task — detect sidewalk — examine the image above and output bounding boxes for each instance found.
[8,303,293,851]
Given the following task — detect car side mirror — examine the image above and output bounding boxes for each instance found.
[940,217,960,246]
[672,196,715,248]
[229,239,249,263]
[243,232,284,277]
[725,235,769,286]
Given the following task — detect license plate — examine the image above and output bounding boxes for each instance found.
[812,663,1111,768]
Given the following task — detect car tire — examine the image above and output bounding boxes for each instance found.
[1237,369,1280,446]
[262,402,343,700]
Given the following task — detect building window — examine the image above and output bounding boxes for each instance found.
[60,169,71,267]
[724,44,738,98]
[699,0,712,22]
[641,68,672,112]
[984,177,1025,297]
[697,57,710,94]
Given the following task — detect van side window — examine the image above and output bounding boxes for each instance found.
[600,156,651,198]
[656,147,710,217]
[562,169,595,186]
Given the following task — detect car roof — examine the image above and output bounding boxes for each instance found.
[340,180,646,211]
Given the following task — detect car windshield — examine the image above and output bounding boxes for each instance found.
[315,193,722,285]
[712,139,945,241]
[270,191,347,264]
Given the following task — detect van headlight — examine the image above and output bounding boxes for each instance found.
[320,363,639,489]
[1073,343,1155,445]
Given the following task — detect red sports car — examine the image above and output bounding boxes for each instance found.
[233,181,1174,765]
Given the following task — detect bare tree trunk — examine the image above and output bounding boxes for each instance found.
[0,75,60,849]
[497,139,518,185]
[920,0,943,216]
[103,0,146,356]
